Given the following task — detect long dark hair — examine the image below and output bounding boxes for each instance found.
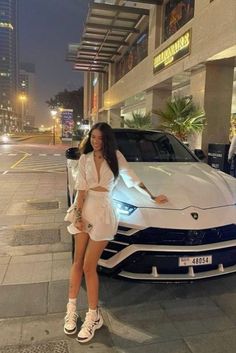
[82,122,119,178]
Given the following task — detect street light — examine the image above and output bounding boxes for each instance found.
[19,94,27,131]
[50,109,57,145]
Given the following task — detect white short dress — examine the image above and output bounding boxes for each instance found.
[66,150,141,241]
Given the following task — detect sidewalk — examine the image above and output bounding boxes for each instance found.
[0,162,120,353]
[0,168,82,352]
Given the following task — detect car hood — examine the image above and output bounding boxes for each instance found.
[113,162,236,210]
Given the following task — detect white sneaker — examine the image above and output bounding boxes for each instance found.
[77,309,103,343]
[64,303,78,335]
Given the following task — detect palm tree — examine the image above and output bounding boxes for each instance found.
[156,96,206,141]
[229,114,236,141]
[124,112,152,129]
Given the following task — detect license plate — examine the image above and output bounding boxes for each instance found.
[178,255,212,267]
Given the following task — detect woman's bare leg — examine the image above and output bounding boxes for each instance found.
[83,239,108,309]
[64,233,90,335]
[68,232,89,299]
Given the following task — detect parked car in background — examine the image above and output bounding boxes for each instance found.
[66,129,236,281]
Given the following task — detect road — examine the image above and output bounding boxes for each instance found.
[8,133,61,145]
[0,134,70,174]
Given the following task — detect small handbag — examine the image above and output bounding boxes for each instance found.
[64,204,77,223]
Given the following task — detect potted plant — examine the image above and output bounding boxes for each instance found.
[124,112,152,129]
[156,96,206,142]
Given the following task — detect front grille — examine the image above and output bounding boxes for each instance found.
[118,225,133,231]
[100,224,236,261]
[123,247,236,275]
[115,224,236,246]
[101,239,129,260]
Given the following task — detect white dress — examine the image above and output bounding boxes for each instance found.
[228,135,236,160]
[67,150,141,241]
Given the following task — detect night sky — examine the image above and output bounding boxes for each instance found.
[19,0,89,127]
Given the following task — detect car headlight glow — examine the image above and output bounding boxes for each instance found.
[113,200,137,216]
[1,135,9,143]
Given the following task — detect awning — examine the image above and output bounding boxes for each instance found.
[67,1,151,73]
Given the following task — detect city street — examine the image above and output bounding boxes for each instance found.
[0,139,236,353]
[0,133,69,173]
[1,0,235,351]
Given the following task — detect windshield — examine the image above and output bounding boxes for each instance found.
[114,131,197,162]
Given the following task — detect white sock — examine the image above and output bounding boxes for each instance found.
[68,298,77,306]
[89,308,98,317]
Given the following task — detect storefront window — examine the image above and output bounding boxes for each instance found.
[115,30,148,83]
[163,0,195,41]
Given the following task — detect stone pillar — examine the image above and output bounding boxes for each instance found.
[87,72,94,122]
[146,87,172,128]
[108,63,116,88]
[189,68,206,149]
[98,73,103,111]
[98,111,108,123]
[190,58,234,152]
[83,72,90,120]
[107,108,121,127]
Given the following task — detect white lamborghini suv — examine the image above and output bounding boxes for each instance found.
[66,129,236,281]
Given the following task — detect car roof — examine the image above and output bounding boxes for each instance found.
[113,128,166,134]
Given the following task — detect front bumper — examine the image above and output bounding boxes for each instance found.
[98,224,236,281]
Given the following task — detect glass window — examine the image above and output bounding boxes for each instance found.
[115,30,148,83]
[115,131,142,161]
[115,131,197,162]
[163,0,195,41]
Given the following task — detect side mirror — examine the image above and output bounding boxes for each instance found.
[194,149,206,160]
[65,147,80,160]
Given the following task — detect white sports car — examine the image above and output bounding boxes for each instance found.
[66,129,236,281]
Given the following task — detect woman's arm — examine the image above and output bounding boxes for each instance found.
[117,151,168,204]
[74,190,86,231]
[136,182,168,204]
[74,154,88,231]
[228,136,236,161]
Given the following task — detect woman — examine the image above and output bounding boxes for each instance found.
[228,121,236,177]
[64,122,168,343]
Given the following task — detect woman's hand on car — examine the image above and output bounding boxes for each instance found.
[153,194,168,204]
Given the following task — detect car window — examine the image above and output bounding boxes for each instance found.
[114,131,197,162]
[114,132,142,161]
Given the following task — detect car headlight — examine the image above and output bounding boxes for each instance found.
[1,135,9,143]
[113,200,137,215]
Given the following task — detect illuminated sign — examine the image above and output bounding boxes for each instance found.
[153,30,191,73]
[61,109,74,140]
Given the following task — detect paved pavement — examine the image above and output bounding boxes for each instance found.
[0,146,236,353]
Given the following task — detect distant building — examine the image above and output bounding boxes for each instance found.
[0,0,19,133]
[19,62,36,128]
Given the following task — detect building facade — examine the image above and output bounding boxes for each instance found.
[19,62,36,129]
[0,0,19,133]
[68,0,236,151]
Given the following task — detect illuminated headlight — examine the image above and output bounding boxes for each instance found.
[2,135,9,143]
[113,200,137,215]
